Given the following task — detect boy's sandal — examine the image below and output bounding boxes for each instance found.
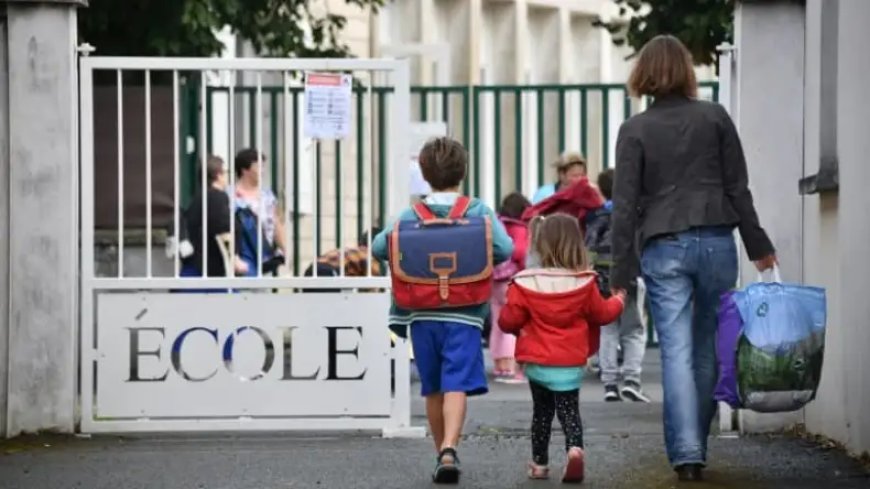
[527,462,550,480]
[432,447,461,484]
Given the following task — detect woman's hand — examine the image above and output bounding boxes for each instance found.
[612,288,627,302]
[754,254,778,272]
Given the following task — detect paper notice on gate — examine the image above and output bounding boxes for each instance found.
[303,72,352,140]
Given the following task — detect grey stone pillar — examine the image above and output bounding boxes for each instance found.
[1,0,85,437]
[0,4,10,439]
[733,0,806,433]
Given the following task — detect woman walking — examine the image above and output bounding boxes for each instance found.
[610,35,777,482]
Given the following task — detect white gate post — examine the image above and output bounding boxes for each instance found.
[383,58,424,439]
[1,0,85,437]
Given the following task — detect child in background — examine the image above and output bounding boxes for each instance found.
[491,192,531,384]
[499,213,625,483]
[587,169,650,402]
[372,137,514,484]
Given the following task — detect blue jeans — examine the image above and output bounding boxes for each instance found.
[641,227,737,467]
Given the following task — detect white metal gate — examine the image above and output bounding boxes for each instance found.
[78,56,419,436]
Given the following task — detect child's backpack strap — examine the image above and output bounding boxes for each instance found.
[412,201,436,220]
[447,196,472,219]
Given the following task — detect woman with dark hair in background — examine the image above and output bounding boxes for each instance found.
[610,35,777,482]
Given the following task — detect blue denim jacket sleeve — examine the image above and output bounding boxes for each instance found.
[486,205,514,265]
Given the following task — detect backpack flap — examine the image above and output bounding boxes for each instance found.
[390,197,493,309]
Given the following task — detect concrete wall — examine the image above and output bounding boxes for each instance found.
[803,0,870,456]
[3,3,79,435]
[733,0,806,432]
[0,9,10,439]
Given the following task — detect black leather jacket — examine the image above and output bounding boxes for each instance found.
[610,95,774,290]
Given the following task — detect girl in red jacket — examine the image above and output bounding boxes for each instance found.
[490,192,531,383]
[498,213,625,483]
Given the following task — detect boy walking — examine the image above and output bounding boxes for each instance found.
[372,137,514,484]
[585,169,650,403]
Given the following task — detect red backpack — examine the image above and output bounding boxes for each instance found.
[389,197,493,309]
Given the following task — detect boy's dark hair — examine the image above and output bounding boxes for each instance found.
[418,137,468,191]
[597,169,614,200]
[234,148,266,178]
[499,192,531,219]
[359,227,382,246]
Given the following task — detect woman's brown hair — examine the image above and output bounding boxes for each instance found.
[529,213,589,271]
[627,34,698,99]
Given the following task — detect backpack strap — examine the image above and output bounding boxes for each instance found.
[413,201,436,220]
[447,196,472,219]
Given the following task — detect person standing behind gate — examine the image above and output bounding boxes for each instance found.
[372,137,513,484]
[232,149,287,276]
[610,35,777,482]
[181,155,247,278]
[586,169,650,403]
[531,152,588,204]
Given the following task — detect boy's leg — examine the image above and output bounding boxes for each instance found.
[440,322,488,451]
[409,321,446,451]
[426,394,446,450]
[620,292,649,398]
[441,392,467,450]
[599,320,622,400]
[529,381,556,465]
[554,389,584,449]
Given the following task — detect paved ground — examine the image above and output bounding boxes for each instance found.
[1,354,867,489]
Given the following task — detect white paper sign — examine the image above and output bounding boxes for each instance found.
[409,122,447,196]
[304,72,352,140]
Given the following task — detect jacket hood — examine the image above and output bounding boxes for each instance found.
[511,268,598,328]
[500,216,527,227]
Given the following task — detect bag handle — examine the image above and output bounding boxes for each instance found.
[757,264,782,283]
[448,196,472,219]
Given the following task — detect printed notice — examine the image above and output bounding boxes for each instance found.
[304,72,352,140]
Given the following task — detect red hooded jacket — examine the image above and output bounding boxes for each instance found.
[501,216,529,266]
[521,178,604,228]
[498,269,624,367]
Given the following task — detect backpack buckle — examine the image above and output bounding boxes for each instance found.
[429,253,457,301]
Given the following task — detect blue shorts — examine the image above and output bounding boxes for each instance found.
[410,320,488,397]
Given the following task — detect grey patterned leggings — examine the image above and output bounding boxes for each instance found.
[530,381,584,465]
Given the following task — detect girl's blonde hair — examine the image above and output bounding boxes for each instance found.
[529,213,589,271]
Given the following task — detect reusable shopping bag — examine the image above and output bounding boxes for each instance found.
[717,267,827,413]
[714,290,742,408]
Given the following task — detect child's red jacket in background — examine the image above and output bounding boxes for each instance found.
[521,178,604,228]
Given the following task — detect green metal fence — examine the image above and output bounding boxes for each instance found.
[184,81,719,216]
[182,81,718,347]
[182,82,719,265]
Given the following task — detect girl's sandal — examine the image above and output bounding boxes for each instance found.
[432,447,461,484]
[527,462,550,480]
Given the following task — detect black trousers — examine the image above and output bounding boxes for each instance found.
[529,380,584,465]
